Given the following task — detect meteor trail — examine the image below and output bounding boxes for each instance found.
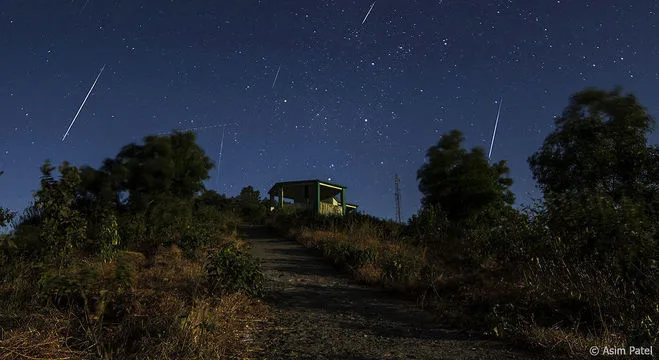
[272,65,281,89]
[62,64,106,142]
[488,97,503,160]
[362,2,376,24]
[156,122,236,135]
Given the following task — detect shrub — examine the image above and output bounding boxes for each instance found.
[37,256,135,322]
[205,244,264,298]
[179,206,239,258]
[118,211,147,251]
[33,161,88,266]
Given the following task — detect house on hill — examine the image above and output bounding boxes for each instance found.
[267,179,358,216]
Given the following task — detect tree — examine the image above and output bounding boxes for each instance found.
[529,87,657,205]
[235,186,261,207]
[108,131,214,211]
[417,129,515,223]
[235,186,267,224]
[528,88,658,275]
[196,190,232,211]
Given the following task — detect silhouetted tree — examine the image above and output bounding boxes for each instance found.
[529,87,657,208]
[235,186,267,224]
[235,186,261,207]
[417,129,515,223]
[108,131,214,211]
[196,190,232,211]
[528,88,658,275]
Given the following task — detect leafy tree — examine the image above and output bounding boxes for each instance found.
[528,88,659,274]
[77,165,122,209]
[195,190,232,211]
[417,129,515,223]
[234,186,267,224]
[235,186,261,207]
[529,87,657,206]
[109,131,214,211]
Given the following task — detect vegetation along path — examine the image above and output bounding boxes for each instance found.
[242,225,561,360]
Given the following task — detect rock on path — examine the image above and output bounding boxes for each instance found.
[242,225,558,360]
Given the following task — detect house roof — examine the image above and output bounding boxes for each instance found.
[267,179,348,196]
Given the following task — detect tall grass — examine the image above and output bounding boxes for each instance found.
[267,209,658,356]
[1,202,267,359]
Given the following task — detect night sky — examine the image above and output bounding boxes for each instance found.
[1,1,658,221]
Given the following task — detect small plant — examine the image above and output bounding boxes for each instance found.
[99,211,121,262]
[205,244,264,298]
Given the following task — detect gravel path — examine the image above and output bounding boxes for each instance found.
[243,225,561,360]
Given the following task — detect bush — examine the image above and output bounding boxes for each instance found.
[7,205,45,258]
[118,211,148,251]
[205,244,264,298]
[541,191,657,279]
[38,255,135,322]
[33,161,88,266]
[179,206,240,258]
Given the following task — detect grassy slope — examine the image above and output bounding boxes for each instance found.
[267,213,647,358]
[0,239,268,359]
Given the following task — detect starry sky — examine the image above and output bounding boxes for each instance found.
[1,0,658,221]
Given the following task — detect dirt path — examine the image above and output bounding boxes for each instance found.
[242,225,560,360]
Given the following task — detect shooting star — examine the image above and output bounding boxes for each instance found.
[157,122,236,135]
[271,65,281,89]
[362,2,376,24]
[216,126,226,188]
[488,97,503,160]
[62,64,106,142]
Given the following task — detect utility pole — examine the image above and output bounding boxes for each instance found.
[394,174,402,223]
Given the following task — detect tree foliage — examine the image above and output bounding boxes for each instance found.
[195,190,232,212]
[235,186,261,207]
[108,131,214,211]
[235,186,268,224]
[417,129,515,223]
[528,87,658,278]
[529,87,657,205]
[33,161,88,265]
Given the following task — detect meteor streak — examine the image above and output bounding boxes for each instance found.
[272,65,281,89]
[362,2,376,24]
[488,97,503,160]
[62,64,106,142]
[157,122,236,135]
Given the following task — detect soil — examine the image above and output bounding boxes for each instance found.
[242,225,568,360]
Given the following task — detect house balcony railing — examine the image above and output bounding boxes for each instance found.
[319,202,343,215]
[280,202,344,215]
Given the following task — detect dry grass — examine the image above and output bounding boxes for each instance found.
[274,214,653,358]
[354,262,383,284]
[0,243,269,360]
[0,312,83,360]
[521,324,627,356]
